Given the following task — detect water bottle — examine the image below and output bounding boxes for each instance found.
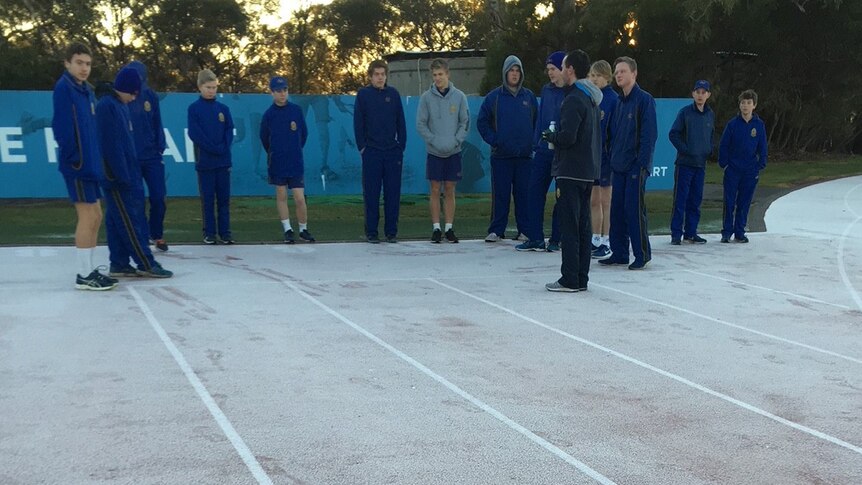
[547,121,556,150]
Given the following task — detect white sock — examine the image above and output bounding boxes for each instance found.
[601,236,609,246]
[299,223,307,232]
[445,223,453,232]
[281,219,292,232]
[592,234,601,246]
[77,248,91,276]
[433,223,441,231]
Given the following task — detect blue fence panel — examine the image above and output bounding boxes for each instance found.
[0,91,689,198]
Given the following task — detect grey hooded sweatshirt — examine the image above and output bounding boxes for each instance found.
[416,81,469,158]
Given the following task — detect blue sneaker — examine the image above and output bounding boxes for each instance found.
[516,240,546,251]
[628,259,651,270]
[109,265,141,277]
[546,240,561,252]
[591,245,612,259]
[139,263,173,278]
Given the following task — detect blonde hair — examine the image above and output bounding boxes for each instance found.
[197,69,217,86]
[590,60,612,82]
[429,58,449,72]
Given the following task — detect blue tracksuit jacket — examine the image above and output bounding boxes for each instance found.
[669,102,714,168]
[354,84,407,153]
[96,94,139,191]
[609,83,658,173]
[719,114,768,173]
[187,97,234,170]
[477,86,538,159]
[52,71,102,181]
[125,61,165,164]
[532,83,566,158]
[260,101,308,179]
[598,85,619,170]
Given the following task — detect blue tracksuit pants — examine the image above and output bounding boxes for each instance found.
[487,156,530,236]
[362,147,403,238]
[524,153,561,243]
[722,167,759,239]
[197,167,231,239]
[670,164,705,240]
[105,186,157,271]
[609,168,652,264]
[141,160,167,240]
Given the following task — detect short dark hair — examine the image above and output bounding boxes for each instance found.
[367,59,388,77]
[429,58,449,72]
[738,89,758,104]
[564,50,591,80]
[64,42,92,61]
[613,56,637,73]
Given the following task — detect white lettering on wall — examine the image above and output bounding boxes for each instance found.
[162,128,184,163]
[184,129,195,163]
[652,166,668,177]
[0,127,27,163]
[45,128,58,163]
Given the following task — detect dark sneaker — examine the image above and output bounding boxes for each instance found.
[720,236,730,243]
[299,229,315,242]
[545,281,580,293]
[284,230,295,244]
[155,239,169,251]
[386,235,398,243]
[445,228,459,243]
[516,240,546,251]
[591,243,599,252]
[628,259,651,270]
[735,235,749,243]
[367,235,380,244]
[598,257,629,266]
[75,270,117,291]
[546,240,560,252]
[684,235,707,244]
[670,238,681,245]
[109,265,141,277]
[220,236,235,245]
[203,235,217,245]
[591,245,612,259]
[431,228,442,243]
[139,263,173,278]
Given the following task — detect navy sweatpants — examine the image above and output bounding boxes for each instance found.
[670,164,705,240]
[524,153,561,243]
[197,167,231,239]
[362,147,403,238]
[141,160,167,240]
[487,156,530,236]
[609,168,652,264]
[722,167,759,239]
[556,179,593,289]
[105,186,157,271]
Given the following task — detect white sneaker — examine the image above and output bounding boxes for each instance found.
[485,233,499,242]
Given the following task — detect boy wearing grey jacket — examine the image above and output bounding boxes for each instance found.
[416,58,470,243]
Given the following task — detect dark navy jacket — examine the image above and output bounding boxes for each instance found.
[354,84,406,153]
[260,101,308,179]
[669,102,714,169]
[719,114,768,173]
[608,84,658,173]
[125,61,166,164]
[477,86,538,159]
[598,85,619,169]
[52,71,102,181]
[96,93,140,191]
[187,97,234,171]
[532,83,566,159]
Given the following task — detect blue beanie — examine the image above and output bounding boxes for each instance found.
[546,51,565,71]
[114,67,141,95]
[269,76,289,91]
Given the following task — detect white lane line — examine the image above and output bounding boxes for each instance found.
[429,278,862,456]
[592,282,862,366]
[128,287,274,485]
[838,182,862,312]
[683,270,851,310]
[280,280,615,485]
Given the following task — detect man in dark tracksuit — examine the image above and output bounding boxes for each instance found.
[669,80,714,245]
[599,56,658,270]
[98,68,172,278]
[354,59,407,243]
[541,50,602,292]
[477,55,538,242]
[125,61,169,251]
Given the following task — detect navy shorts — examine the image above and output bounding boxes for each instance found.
[594,160,612,187]
[426,153,462,182]
[64,175,101,203]
[269,176,305,189]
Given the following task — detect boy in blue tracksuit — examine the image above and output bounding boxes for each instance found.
[598,56,658,270]
[188,69,234,244]
[588,60,618,259]
[669,80,714,245]
[125,61,169,252]
[52,42,117,290]
[517,51,565,252]
[477,55,538,243]
[98,68,172,279]
[718,89,768,243]
[260,76,314,244]
[354,59,407,243]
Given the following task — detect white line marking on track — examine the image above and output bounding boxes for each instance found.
[280,280,615,485]
[128,287,274,485]
[684,270,851,310]
[429,278,862,456]
[838,182,862,312]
